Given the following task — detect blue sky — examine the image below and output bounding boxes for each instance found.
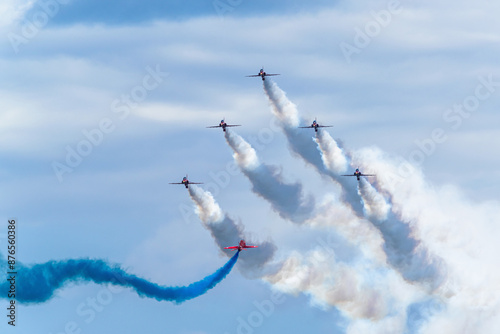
[1,0,500,333]
[24,0,336,24]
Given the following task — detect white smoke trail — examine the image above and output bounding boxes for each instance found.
[315,130,348,174]
[308,195,388,265]
[357,177,391,221]
[263,80,364,213]
[224,129,260,170]
[262,80,300,128]
[263,79,444,288]
[264,252,387,319]
[188,185,277,277]
[185,152,431,332]
[263,80,328,172]
[261,83,388,264]
[224,130,315,223]
[189,184,224,223]
[355,147,500,333]
[259,79,500,332]
[186,184,422,331]
[263,247,427,334]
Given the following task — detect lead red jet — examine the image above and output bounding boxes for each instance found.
[246,68,280,81]
[169,175,203,189]
[224,240,258,252]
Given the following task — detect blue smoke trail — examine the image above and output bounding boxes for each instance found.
[0,251,239,304]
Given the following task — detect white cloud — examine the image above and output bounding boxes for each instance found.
[0,0,34,27]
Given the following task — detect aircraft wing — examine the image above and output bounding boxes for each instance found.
[243,245,258,249]
[224,246,239,250]
[189,182,204,184]
[341,175,357,177]
[317,125,333,128]
[298,126,313,128]
[265,74,280,76]
[246,75,261,77]
[225,125,242,127]
[169,182,184,184]
[206,125,221,128]
[361,174,376,176]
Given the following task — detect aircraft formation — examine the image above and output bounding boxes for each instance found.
[169,68,375,250]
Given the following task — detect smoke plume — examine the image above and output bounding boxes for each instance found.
[263,79,444,287]
[224,130,315,223]
[0,252,239,304]
[188,185,277,277]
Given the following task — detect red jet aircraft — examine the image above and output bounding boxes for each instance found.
[246,68,280,81]
[342,168,376,181]
[169,175,203,189]
[299,119,333,132]
[224,240,258,252]
[206,119,241,132]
